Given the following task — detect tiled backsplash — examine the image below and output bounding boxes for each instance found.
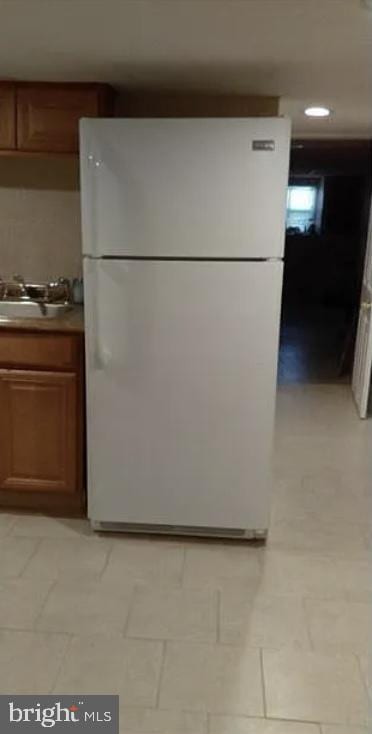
[0,157,82,283]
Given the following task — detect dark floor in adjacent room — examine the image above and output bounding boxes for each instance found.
[278,306,354,385]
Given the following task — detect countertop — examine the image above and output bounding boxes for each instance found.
[0,305,84,333]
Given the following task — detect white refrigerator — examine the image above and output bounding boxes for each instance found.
[80,117,290,538]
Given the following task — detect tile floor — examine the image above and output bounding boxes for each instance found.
[0,384,370,732]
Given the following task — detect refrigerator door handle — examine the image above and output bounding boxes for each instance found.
[94,340,112,370]
[90,262,112,371]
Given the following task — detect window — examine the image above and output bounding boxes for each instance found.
[286,184,319,234]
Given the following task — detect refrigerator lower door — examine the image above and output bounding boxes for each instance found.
[84,258,283,534]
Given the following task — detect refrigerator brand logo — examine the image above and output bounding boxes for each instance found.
[1,696,118,732]
[252,140,275,151]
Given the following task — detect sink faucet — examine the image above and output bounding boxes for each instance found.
[13,274,27,297]
[57,277,72,302]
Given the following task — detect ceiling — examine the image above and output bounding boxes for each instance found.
[1,0,371,138]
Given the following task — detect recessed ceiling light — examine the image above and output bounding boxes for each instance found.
[304,106,331,118]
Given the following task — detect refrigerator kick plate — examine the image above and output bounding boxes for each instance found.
[90,521,268,541]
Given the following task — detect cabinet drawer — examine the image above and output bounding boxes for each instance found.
[0,332,79,370]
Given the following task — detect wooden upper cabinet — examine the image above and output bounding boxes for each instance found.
[16,83,113,153]
[0,83,16,150]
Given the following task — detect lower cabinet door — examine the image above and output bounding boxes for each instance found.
[0,370,77,494]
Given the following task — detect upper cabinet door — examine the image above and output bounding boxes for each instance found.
[80,117,291,259]
[17,84,107,153]
[0,83,16,150]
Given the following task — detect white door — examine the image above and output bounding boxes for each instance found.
[84,258,283,531]
[80,117,290,259]
[352,199,372,418]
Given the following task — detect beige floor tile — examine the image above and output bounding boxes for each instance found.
[0,578,52,630]
[260,551,338,598]
[273,434,369,484]
[271,471,367,524]
[0,536,39,578]
[209,716,320,733]
[268,514,367,555]
[54,635,163,706]
[358,656,371,700]
[320,727,368,734]
[260,551,372,600]
[12,514,92,539]
[275,385,362,438]
[305,599,371,655]
[275,385,370,444]
[127,587,217,642]
[301,472,368,519]
[159,642,264,716]
[219,591,310,648]
[0,512,17,538]
[332,559,372,603]
[263,649,368,725]
[120,708,206,733]
[0,629,69,693]
[182,545,262,590]
[363,522,372,551]
[102,539,184,587]
[22,538,111,582]
[36,580,133,635]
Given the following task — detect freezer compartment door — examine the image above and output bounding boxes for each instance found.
[84,258,283,531]
[80,117,290,259]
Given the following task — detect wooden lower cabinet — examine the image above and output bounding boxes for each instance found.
[0,370,77,494]
[0,332,85,516]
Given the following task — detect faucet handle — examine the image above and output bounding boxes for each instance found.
[58,277,71,300]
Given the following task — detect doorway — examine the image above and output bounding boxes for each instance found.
[278,140,372,385]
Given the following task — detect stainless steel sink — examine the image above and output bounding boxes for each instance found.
[0,301,73,319]
[0,276,73,319]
